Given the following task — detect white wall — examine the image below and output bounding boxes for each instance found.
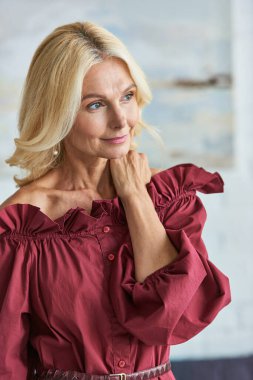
[172,0,253,359]
[172,0,253,360]
[0,0,252,361]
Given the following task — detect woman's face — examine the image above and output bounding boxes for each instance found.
[64,57,140,161]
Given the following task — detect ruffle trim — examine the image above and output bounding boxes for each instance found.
[0,163,224,235]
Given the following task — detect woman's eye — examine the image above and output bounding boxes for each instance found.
[123,92,134,101]
[87,101,103,110]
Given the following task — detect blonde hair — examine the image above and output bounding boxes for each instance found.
[7,21,159,186]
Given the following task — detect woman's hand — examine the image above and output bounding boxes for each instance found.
[109,150,152,200]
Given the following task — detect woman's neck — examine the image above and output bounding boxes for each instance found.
[32,155,116,199]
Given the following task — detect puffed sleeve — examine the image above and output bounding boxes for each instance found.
[0,205,33,379]
[109,164,231,346]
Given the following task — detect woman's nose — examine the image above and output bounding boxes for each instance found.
[109,106,127,129]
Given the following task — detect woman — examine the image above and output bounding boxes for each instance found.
[0,21,231,380]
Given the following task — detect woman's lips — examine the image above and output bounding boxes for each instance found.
[101,134,128,144]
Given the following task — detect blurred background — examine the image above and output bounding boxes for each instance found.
[0,0,252,378]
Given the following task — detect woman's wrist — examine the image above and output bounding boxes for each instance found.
[120,185,149,206]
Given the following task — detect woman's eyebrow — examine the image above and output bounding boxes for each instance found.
[81,83,137,101]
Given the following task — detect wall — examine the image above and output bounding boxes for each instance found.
[173,0,253,362]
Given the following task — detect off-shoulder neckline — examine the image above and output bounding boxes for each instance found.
[0,165,174,224]
[0,163,223,231]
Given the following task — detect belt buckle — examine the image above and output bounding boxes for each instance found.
[109,373,127,380]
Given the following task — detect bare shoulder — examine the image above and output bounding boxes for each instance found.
[0,188,26,210]
[0,185,47,211]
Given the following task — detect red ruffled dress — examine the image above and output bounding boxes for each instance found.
[0,164,231,380]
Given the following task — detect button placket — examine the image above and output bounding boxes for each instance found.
[103,226,110,233]
[107,253,115,261]
[118,360,126,368]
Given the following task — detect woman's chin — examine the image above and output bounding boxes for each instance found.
[106,144,131,159]
[108,151,128,159]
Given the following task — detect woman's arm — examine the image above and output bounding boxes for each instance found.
[121,188,178,283]
[110,151,178,283]
[109,162,231,346]
[0,231,31,379]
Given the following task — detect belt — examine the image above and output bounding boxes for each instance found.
[35,359,171,380]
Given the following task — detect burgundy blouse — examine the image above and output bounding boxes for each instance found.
[0,164,231,380]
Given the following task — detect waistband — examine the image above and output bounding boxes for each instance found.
[35,359,171,380]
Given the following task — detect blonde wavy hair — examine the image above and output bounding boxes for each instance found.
[7,21,160,187]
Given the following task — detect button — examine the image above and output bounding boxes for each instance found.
[107,253,115,261]
[103,226,110,233]
[118,360,126,368]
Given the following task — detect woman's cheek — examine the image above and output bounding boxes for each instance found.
[128,103,140,127]
[74,113,103,137]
